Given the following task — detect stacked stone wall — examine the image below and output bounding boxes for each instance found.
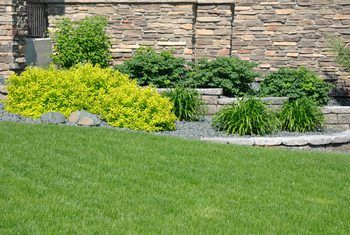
[0,0,16,79]
[1,0,350,98]
[0,0,27,79]
[233,0,350,96]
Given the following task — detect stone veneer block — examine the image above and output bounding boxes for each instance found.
[196,88,223,96]
[326,124,350,131]
[338,114,350,124]
[207,105,218,115]
[325,114,338,124]
[202,95,218,105]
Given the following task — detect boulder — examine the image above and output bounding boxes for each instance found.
[40,112,66,124]
[0,85,8,95]
[68,111,101,126]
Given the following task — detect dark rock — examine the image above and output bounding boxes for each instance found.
[40,112,66,124]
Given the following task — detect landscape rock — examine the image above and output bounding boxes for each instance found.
[68,111,101,126]
[0,85,8,95]
[40,112,66,124]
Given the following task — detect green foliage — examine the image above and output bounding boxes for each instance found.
[116,47,188,88]
[328,36,350,72]
[212,98,279,136]
[188,57,260,97]
[165,86,206,121]
[259,67,333,105]
[52,16,112,68]
[279,98,324,133]
[5,64,176,131]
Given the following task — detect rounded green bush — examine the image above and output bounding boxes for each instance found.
[165,86,206,121]
[279,98,324,133]
[5,64,176,132]
[259,67,333,105]
[188,57,260,97]
[116,47,188,88]
[52,16,112,68]
[212,98,279,136]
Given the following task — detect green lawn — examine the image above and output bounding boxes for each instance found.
[0,122,349,234]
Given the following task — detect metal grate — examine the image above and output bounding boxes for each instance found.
[27,0,47,38]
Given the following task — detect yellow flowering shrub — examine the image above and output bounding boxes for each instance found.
[5,64,176,131]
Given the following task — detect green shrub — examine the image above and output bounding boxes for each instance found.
[165,87,206,121]
[188,57,259,97]
[328,36,350,72]
[5,64,176,132]
[52,16,112,68]
[212,98,279,136]
[116,47,188,88]
[279,98,324,133]
[259,67,333,105]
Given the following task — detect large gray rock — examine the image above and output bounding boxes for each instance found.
[40,112,66,124]
[68,111,101,126]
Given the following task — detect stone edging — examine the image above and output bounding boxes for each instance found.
[201,131,350,147]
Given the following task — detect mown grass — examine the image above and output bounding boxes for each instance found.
[0,122,349,234]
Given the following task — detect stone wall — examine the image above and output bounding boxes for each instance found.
[45,0,350,96]
[323,106,350,131]
[0,0,16,79]
[1,0,350,98]
[233,0,350,96]
[46,0,235,63]
[0,0,27,79]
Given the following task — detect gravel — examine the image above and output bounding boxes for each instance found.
[156,116,340,139]
[0,103,39,124]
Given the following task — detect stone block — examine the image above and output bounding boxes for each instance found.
[325,114,338,124]
[338,114,350,124]
[281,137,309,146]
[307,136,332,146]
[202,95,218,105]
[226,137,255,146]
[254,137,282,146]
[207,105,218,115]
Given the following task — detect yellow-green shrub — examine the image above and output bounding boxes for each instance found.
[5,64,176,131]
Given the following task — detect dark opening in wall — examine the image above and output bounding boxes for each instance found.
[27,0,48,38]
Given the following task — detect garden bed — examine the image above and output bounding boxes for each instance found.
[1,103,350,153]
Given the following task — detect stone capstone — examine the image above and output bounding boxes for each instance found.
[68,110,101,126]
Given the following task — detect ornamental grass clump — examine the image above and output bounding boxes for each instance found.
[212,98,279,136]
[5,64,176,132]
[165,86,206,121]
[279,98,324,133]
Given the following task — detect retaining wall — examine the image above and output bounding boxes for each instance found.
[158,88,350,130]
